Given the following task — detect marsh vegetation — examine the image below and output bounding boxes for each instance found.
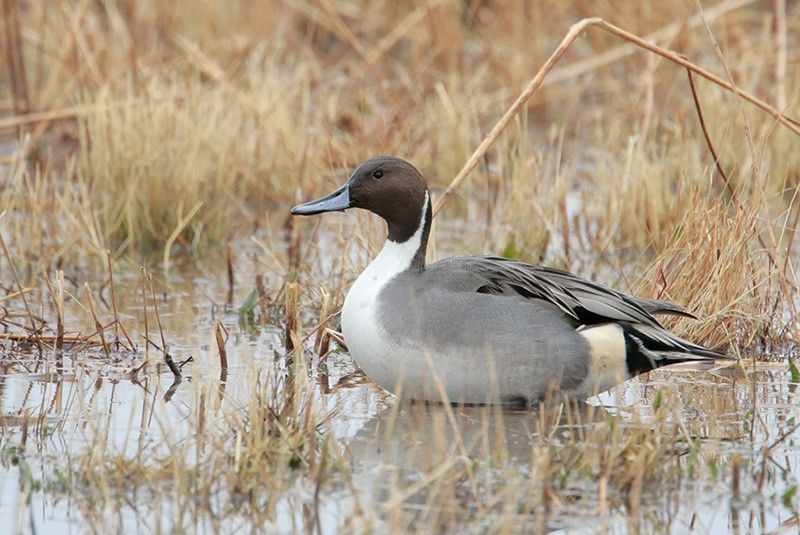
[0,0,799,532]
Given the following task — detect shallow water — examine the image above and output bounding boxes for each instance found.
[1,347,797,533]
[0,223,798,534]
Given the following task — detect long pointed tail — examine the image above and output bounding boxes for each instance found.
[621,323,730,375]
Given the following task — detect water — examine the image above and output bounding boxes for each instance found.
[0,222,797,534]
[4,357,795,533]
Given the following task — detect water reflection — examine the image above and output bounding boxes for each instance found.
[338,361,799,533]
[0,342,798,532]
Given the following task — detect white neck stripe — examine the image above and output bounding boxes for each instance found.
[375,191,428,274]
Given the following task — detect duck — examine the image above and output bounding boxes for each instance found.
[291,156,728,406]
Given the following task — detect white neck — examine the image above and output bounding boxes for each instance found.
[365,191,429,281]
[340,192,429,383]
[342,191,429,336]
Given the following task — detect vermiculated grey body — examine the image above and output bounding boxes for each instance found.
[373,262,590,404]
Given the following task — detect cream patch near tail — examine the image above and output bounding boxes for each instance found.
[574,323,629,397]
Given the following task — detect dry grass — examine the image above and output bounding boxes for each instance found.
[1,2,798,263]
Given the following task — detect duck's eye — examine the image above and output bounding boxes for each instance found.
[372,170,384,179]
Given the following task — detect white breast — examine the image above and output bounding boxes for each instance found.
[340,194,429,391]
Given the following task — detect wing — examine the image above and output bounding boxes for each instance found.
[529,264,696,320]
[426,256,678,329]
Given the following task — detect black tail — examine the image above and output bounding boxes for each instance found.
[621,323,730,376]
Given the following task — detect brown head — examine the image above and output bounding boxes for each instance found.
[291,156,431,244]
